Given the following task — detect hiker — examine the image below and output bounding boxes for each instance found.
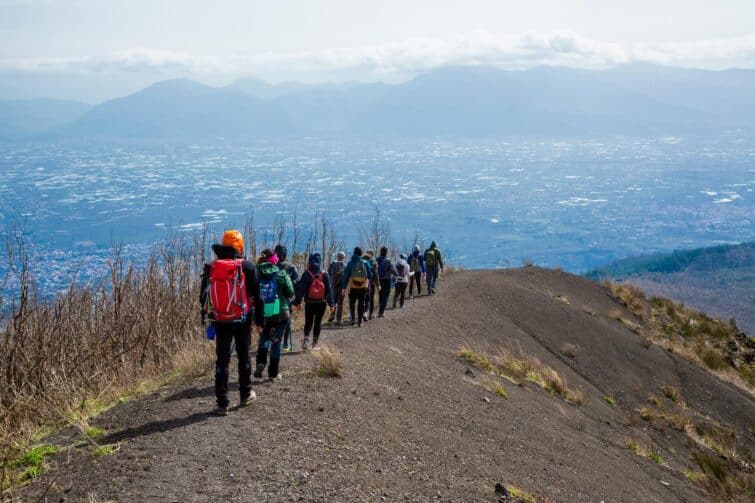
[200,230,264,416]
[424,241,444,294]
[393,253,410,308]
[376,246,397,317]
[364,249,379,321]
[293,253,335,350]
[342,246,373,327]
[327,251,346,325]
[254,249,295,381]
[274,244,298,353]
[407,245,425,298]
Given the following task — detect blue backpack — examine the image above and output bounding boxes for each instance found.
[259,275,281,318]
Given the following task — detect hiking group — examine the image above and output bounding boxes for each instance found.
[200,230,444,416]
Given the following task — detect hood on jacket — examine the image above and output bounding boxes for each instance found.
[430,241,437,249]
[212,244,242,259]
[350,254,364,264]
[308,253,322,273]
[258,261,284,277]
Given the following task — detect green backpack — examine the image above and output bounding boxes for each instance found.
[425,249,438,267]
[349,260,368,288]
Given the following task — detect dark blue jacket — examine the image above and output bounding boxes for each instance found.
[408,249,426,273]
[294,253,334,306]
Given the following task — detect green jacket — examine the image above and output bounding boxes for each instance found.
[257,262,295,314]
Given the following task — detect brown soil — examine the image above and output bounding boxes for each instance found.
[18,268,755,502]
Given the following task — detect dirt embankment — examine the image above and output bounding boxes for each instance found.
[19,268,755,502]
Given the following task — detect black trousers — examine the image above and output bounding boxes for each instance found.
[393,282,407,307]
[409,272,422,296]
[304,301,327,343]
[378,278,392,315]
[348,288,367,324]
[214,321,252,408]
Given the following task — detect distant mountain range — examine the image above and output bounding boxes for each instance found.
[2,64,755,139]
[586,241,755,335]
[0,98,90,138]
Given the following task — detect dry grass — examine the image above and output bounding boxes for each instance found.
[506,485,537,503]
[479,377,508,399]
[691,451,755,501]
[625,439,664,465]
[604,282,754,396]
[659,384,681,403]
[460,347,583,406]
[0,234,212,495]
[312,347,342,378]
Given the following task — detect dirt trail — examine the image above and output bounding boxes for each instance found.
[20,268,755,502]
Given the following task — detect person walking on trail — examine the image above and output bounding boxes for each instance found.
[364,249,379,321]
[254,249,295,381]
[293,253,335,350]
[424,241,444,294]
[407,245,425,298]
[274,244,298,353]
[200,230,264,417]
[342,246,373,327]
[327,251,346,326]
[393,253,410,309]
[376,246,397,317]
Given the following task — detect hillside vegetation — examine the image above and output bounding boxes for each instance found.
[4,265,754,502]
[587,242,755,336]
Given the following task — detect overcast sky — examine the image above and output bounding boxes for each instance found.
[1,0,755,92]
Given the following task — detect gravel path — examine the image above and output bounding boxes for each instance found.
[21,268,754,502]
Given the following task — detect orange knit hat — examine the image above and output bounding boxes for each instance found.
[221,229,244,255]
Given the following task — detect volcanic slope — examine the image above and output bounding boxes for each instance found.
[20,268,755,502]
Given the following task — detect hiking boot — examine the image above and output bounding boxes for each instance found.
[239,391,257,408]
[282,346,291,353]
[302,338,309,350]
[312,342,321,350]
[378,313,385,318]
[269,373,282,381]
[213,405,229,416]
[254,363,265,379]
[334,321,342,326]
[357,322,362,328]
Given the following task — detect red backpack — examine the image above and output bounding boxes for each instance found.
[207,259,249,322]
[307,270,326,301]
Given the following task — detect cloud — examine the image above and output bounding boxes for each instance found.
[2,32,755,82]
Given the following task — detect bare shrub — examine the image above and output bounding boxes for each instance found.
[313,347,342,378]
[0,231,210,493]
